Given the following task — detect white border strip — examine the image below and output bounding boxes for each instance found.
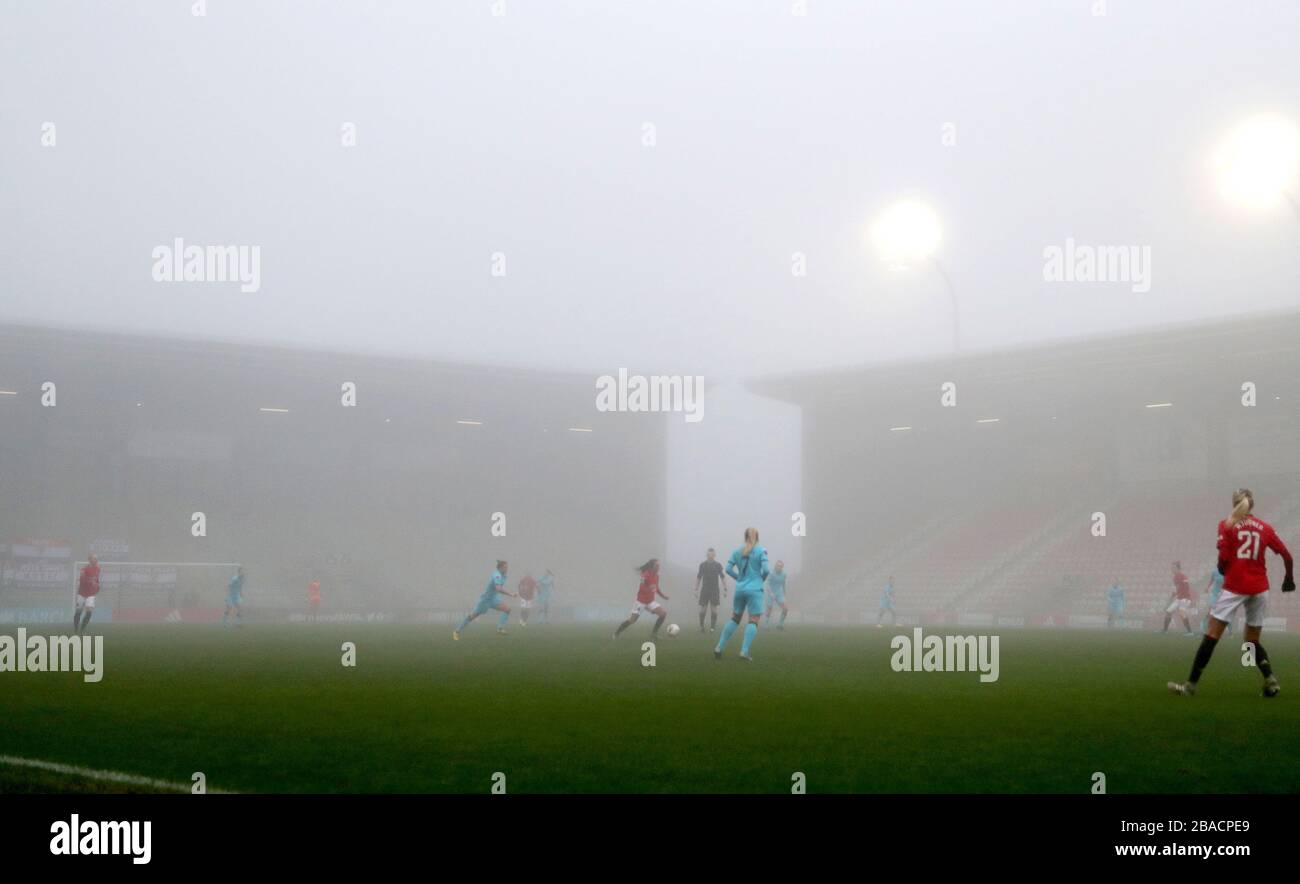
[0,754,233,793]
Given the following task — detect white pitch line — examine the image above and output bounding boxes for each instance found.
[0,754,233,793]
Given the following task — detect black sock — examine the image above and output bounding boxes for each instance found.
[1163,614,1171,632]
[1188,635,1219,683]
[614,619,632,637]
[653,615,665,635]
[710,610,717,629]
[81,610,92,632]
[699,608,705,628]
[1254,642,1274,679]
[73,611,82,632]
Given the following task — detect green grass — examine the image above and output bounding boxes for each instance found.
[2,623,1298,794]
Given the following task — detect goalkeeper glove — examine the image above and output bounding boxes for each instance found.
[1283,575,1295,593]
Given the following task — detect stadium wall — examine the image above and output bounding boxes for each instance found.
[752,313,1300,627]
[0,325,668,619]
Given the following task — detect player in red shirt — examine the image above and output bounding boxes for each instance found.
[1160,562,1196,634]
[74,554,101,634]
[613,558,669,639]
[1169,489,1295,697]
[517,573,538,626]
[307,579,321,622]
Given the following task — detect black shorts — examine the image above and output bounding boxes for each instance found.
[698,588,721,606]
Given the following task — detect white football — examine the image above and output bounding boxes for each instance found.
[666,623,680,637]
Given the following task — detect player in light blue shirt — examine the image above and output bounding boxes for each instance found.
[715,528,769,661]
[876,577,896,627]
[1106,581,1125,628]
[764,561,789,630]
[538,570,555,624]
[454,561,516,639]
[223,566,245,626]
[1203,568,1231,634]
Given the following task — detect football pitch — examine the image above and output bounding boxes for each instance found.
[2,623,1299,794]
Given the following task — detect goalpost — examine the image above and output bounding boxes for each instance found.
[71,561,242,621]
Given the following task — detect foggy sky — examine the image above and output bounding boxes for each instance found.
[3,0,1297,382]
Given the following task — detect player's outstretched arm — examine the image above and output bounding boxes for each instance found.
[1270,531,1295,590]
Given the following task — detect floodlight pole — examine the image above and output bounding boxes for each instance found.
[930,256,959,353]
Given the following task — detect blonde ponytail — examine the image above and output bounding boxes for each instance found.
[1228,489,1253,527]
[742,527,758,556]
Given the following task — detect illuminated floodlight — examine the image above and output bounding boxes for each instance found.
[870,200,942,270]
[1213,115,1299,211]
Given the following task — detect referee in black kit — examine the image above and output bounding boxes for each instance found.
[695,547,728,633]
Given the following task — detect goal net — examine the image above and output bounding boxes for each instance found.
[71,561,242,622]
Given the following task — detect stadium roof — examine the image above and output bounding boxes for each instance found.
[0,321,641,441]
[0,321,595,388]
[749,309,1300,410]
